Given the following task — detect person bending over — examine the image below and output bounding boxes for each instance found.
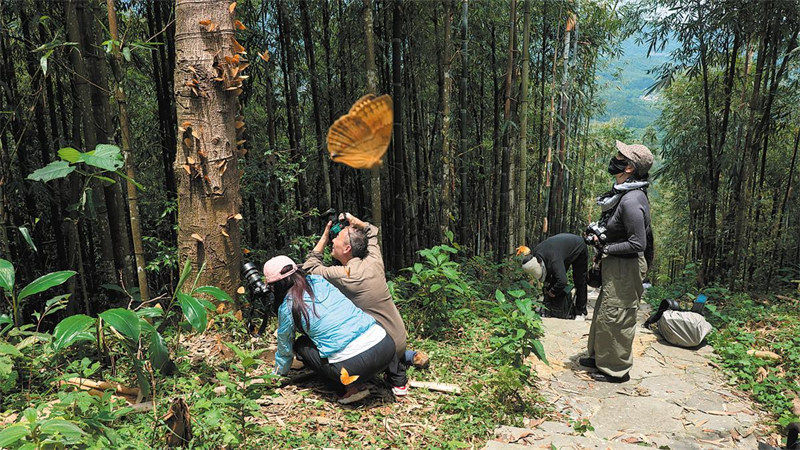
[267,255,395,404]
[517,233,589,320]
[303,213,428,397]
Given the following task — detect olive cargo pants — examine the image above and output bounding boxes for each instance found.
[587,254,647,378]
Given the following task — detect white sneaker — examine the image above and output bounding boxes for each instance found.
[574,314,586,321]
[391,385,408,396]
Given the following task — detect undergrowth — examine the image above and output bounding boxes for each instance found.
[0,243,549,448]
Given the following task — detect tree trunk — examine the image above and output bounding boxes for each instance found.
[518,0,532,244]
[363,0,383,236]
[106,0,151,302]
[458,0,469,246]
[440,0,454,241]
[496,0,516,262]
[300,0,332,209]
[174,0,244,295]
[390,0,406,269]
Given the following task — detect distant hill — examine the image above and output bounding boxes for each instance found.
[594,35,676,132]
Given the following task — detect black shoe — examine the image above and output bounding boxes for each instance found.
[591,371,630,383]
[578,357,596,368]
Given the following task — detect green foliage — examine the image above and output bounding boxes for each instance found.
[489,289,546,368]
[0,258,75,327]
[569,417,595,435]
[487,289,546,415]
[393,244,478,336]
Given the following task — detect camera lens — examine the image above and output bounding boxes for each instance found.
[242,262,266,294]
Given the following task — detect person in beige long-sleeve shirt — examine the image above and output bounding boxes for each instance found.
[303,213,428,396]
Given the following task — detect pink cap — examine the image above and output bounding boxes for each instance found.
[263,255,298,284]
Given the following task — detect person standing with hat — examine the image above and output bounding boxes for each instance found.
[580,140,654,383]
[265,255,396,404]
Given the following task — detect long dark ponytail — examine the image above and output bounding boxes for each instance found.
[272,266,317,332]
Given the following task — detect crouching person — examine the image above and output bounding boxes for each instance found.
[265,255,395,404]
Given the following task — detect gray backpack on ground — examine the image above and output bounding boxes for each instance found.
[656,310,713,348]
[644,299,713,348]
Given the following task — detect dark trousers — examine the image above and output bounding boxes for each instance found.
[572,248,589,315]
[294,334,396,394]
[385,352,409,387]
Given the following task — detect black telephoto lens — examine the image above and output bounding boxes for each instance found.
[242,262,266,294]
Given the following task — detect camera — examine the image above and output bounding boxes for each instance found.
[322,207,349,240]
[584,222,608,247]
[241,261,274,337]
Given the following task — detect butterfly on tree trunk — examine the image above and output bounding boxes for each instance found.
[326,94,393,169]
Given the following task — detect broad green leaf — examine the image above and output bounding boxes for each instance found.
[0,259,14,292]
[52,315,95,352]
[0,341,22,357]
[136,307,163,319]
[39,419,84,439]
[93,144,121,159]
[178,293,207,332]
[18,271,76,302]
[195,285,233,303]
[83,153,123,171]
[531,339,548,365]
[413,263,423,273]
[495,290,506,302]
[17,227,37,253]
[27,160,76,182]
[175,259,192,293]
[99,308,140,341]
[149,331,174,374]
[0,424,28,447]
[508,289,526,299]
[122,46,131,62]
[430,284,442,293]
[57,147,82,163]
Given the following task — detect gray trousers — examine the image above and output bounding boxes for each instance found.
[587,254,647,377]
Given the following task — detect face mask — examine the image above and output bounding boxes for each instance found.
[607,157,629,175]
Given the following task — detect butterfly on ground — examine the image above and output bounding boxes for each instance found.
[339,367,360,385]
[326,94,393,169]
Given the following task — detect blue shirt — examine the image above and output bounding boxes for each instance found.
[274,275,377,375]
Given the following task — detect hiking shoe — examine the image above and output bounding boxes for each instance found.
[573,314,586,321]
[338,387,370,404]
[578,357,597,368]
[412,351,430,369]
[591,371,630,383]
[391,385,408,397]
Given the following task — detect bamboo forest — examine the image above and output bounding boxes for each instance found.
[0,0,799,448]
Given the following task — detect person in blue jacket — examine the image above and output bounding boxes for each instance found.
[265,255,395,404]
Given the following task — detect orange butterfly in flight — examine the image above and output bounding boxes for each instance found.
[339,367,359,385]
[326,94,393,169]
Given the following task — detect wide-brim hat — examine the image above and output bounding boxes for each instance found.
[263,255,298,284]
[615,140,653,176]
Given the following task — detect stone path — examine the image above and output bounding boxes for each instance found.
[487,289,770,449]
